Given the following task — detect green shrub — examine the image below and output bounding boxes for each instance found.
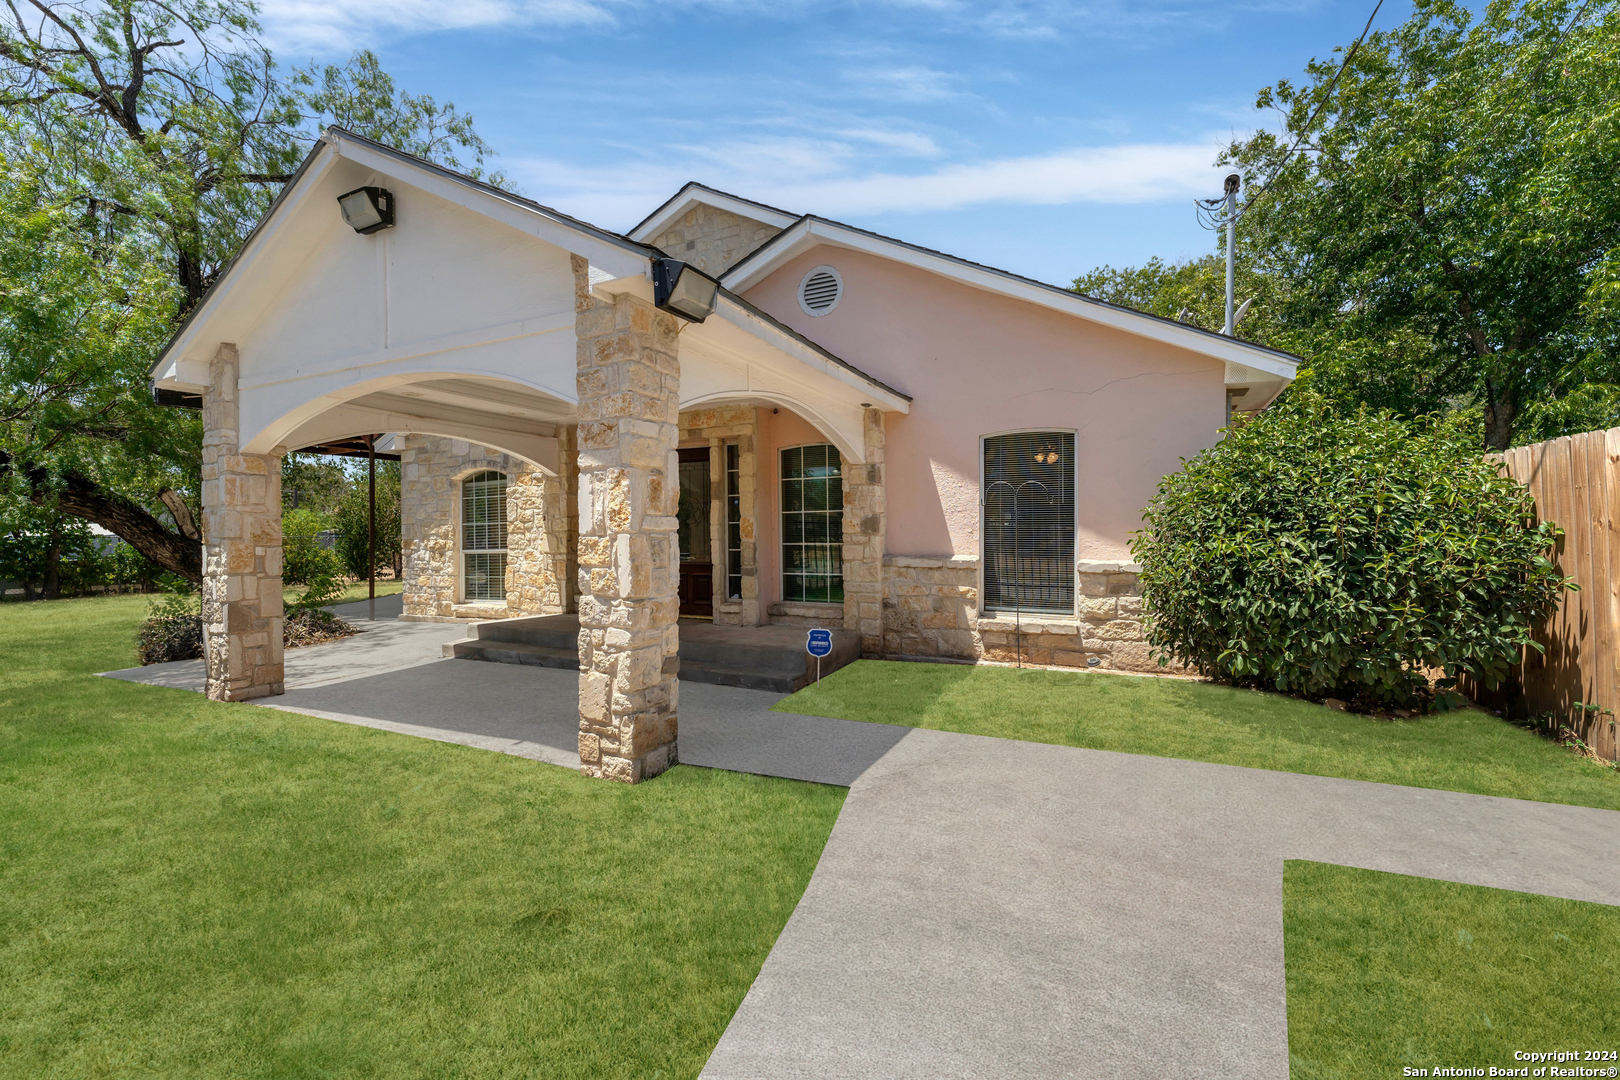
[287,572,346,612]
[1130,397,1569,705]
[136,586,203,665]
[282,507,339,586]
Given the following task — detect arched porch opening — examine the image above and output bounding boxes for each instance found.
[674,395,884,651]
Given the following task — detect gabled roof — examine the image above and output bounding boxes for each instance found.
[148,131,908,410]
[720,214,1303,380]
[627,182,801,243]
[151,127,654,381]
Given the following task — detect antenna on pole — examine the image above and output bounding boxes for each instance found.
[1221,172,1240,335]
[1195,172,1243,335]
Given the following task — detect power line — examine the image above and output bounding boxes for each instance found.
[1204,0,1387,227]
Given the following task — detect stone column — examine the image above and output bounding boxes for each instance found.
[200,344,285,701]
[572,257,682,783]
[842,407,887,655]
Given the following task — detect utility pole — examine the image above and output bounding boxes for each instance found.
[1222,172,1240,335]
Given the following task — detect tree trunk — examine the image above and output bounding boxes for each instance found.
[43,532,61,600]
[1483,393,1517,451]
[0,454,203,583]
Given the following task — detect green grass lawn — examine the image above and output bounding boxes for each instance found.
[284,577,404,606]
[1284,861,1620,1078]
[777,660,1620,809]
[0,595,845,1079]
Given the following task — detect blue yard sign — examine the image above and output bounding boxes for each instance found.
[807,628,832,684]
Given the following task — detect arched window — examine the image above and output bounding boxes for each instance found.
[981,432,1075,615]
[461,470,508,602]
[781,444,843,603]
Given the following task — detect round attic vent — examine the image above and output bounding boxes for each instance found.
[798,265,843,316]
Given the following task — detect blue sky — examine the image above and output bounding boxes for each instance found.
[258,0,1412,287]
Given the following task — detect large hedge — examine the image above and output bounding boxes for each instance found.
[1130,399,1569,705]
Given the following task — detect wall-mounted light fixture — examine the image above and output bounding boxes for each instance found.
[337,186,394,234]
[652,257,718,323]
[1032,447,1062,465]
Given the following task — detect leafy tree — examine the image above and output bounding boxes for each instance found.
[281,505,338,586]
[1073,255,1287,345]
[293,50,501,184]
[1216,0,1620,450]
[333,460,400,580]
[1131,394,1570,705]
[0,2,499,578]
[281,453,348,516]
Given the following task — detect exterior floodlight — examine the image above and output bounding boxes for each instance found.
[337,186,394,234]
[652,258,719,323]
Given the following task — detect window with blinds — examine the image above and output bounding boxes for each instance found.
[781,444,843,603]
[981,432,1075,615]
[726,442,742,599]
[461,470,508,602]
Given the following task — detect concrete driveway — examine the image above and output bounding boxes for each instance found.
[100,631,1620,1079]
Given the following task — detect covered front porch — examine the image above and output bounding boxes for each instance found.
[147,128,908,782]
[445,614,861,693]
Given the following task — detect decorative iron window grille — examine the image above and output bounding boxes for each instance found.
[726,442,742,599]
[461,469,508,602]
[781,444,843,603]
[981,432,1075,615]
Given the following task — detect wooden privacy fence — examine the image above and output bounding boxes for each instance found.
[1487,426,1620,760]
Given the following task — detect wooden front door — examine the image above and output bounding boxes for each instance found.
[677,447,713,617]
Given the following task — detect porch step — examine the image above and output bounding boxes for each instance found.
[447,613,861,693]
[674,660,803,694]
[449,639,578,669]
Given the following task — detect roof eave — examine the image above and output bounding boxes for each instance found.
[721,215,1302,382]
[627,182,801,243]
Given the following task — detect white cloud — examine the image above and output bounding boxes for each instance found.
[257,0,613,51]
[766,141,1226,215]
[834,128,943,157]
[510,136,1230,231]
[843,64,962,103]
[254,0,1234,53]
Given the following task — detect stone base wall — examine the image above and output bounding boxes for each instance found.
[678,405,758,626]
[882,556,1163,673]
[883,555,980,660]
[400,435,573,620]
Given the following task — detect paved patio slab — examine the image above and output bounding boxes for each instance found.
[98,631,1620,1078]
[99,611,459,692]
[700,727,1620,1080]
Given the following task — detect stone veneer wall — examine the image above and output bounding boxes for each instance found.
[841,408,886,653]
[678,406,759,626]
[400,435,574,620]
[882,556,1159,672]
[572,255,682,783]
[506,425,576,616]
[200,343,285,701]
[649,205,782,276]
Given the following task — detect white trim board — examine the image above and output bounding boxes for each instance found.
[628,182,801,244]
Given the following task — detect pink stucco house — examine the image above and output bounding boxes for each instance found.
[150,129,1297,782]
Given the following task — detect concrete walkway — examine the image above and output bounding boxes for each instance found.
[99,631,1620,1079]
